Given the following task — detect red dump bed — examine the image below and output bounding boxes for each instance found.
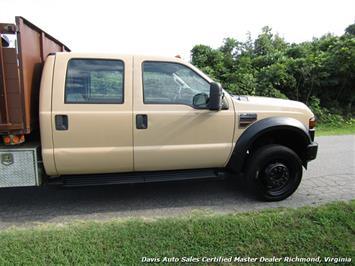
[0,17,70,136]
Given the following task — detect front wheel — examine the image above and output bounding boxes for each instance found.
[246,144,303,201]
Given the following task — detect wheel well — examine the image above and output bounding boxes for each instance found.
[243,129,308,172]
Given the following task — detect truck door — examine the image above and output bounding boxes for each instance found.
[133,57,235,171]
[51,54,133,175]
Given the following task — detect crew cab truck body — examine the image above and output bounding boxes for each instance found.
[0,17,318,201]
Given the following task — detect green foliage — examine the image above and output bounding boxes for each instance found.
[317,122,355,136]
[90,71,122,98]
[345,23,355,35]
[191,23,355,118]
[308,96,347,125]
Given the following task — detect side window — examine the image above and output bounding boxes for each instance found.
[65,59,124,104]
[143,62,210,105]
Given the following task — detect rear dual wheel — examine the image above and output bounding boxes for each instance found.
[246,144,303,201]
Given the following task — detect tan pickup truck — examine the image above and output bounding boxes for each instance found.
[0,17,318,201]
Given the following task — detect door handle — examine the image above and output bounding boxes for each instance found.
[55,115,69,130]
[136,114,148,129]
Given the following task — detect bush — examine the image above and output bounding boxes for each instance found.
[308,96,354,126]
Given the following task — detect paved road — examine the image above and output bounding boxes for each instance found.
[0,135,354,229]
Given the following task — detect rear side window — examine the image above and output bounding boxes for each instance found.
[65,59,124,104]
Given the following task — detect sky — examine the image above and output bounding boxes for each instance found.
[1,0,354,60]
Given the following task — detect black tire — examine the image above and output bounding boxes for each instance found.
[246,144,303,201]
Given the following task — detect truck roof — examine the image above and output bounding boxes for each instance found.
[51,52,187,62]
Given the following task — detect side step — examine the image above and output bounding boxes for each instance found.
[62,169,227,187]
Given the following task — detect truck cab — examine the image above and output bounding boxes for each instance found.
[40,53,236,176]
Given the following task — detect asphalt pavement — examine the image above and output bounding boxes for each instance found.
[0,134,354,229]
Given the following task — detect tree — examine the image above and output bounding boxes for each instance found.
[190,23,355,118]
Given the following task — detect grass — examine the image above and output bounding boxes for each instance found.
[0,201,354,265]
[317,122,355,136]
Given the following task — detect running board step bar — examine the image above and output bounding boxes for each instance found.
[62,169,227,187]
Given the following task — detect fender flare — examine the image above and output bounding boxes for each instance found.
[227,116,312,174]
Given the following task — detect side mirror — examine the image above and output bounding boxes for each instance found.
[208,82,222,111]
[193,93,209,109]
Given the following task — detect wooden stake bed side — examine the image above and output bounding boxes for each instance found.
[0,16,70,136]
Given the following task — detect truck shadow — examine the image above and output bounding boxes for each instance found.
[0,179,255,227]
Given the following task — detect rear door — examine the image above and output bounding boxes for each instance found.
[51,54,133,175]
